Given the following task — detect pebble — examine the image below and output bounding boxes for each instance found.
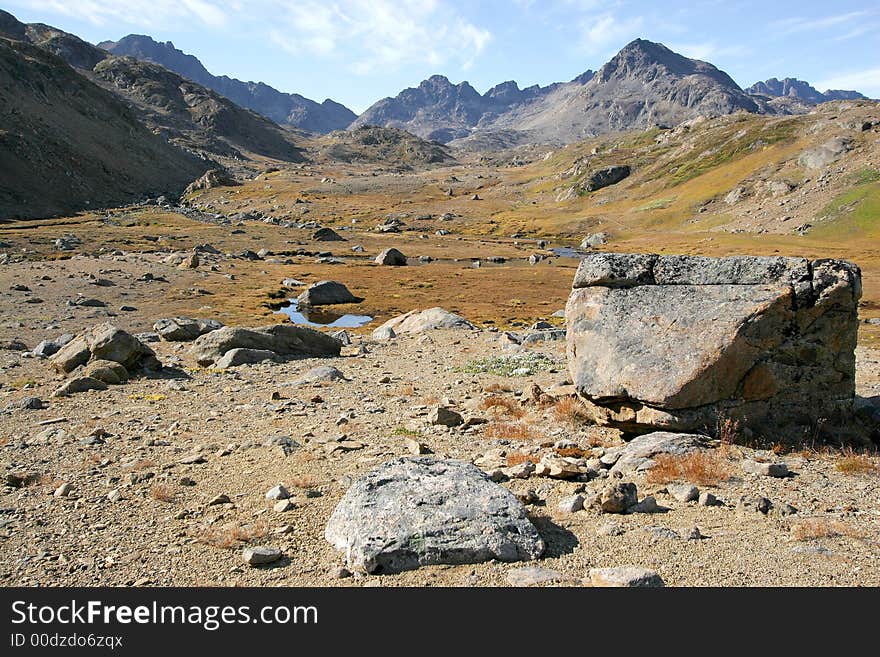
[684,526,703,540]
[273,499,296,512]
[742,460,789,478]
[266,485,290,500]
[588,566,665,587]
[207,493,231,506]
[667,483,699,503]
[596,522,625,537]
[507,566,563,587]
[558,494,585,513]
[698,491,719,506]
[53,482,73,498]
[243,546,282,566]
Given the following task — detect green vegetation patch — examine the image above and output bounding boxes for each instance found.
[813,181,880,237]
[456,353,561,377]
[847,168,880,186]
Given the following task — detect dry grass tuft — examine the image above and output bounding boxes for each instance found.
[289,475,319,489]
[149,484,176,503]
[483,383,512,394]
[834,450,879,475]
[645,449,733,486]
[481,395,526,419]
[791,518,865,541]
[130,459,156,471]
[552,397,590,426]
[196,521,271,549]
[396,383,416,397]
[505,451,543,467]
[483,421,541,441]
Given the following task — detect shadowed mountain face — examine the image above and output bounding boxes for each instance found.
[747,77,867,103]
[98,35,356,133]
[0,35,207,220]
[0,11,304,163]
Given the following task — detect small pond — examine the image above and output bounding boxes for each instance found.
[275,299,373,328]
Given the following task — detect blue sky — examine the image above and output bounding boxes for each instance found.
[5,1,880,112]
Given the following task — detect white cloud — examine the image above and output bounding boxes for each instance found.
[772,10,871,35]
[12,0,229,28]
[668,41,747,62]
[269,0,491,75]
[815,67,880,97]
[577,13,644,55]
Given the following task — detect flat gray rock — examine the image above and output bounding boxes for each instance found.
[325,457,545,573]
[610,432,707,476]
[296,280,360,306]
[191,324,341,366]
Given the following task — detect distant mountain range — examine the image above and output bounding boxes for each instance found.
[746,77,865,104]
[98,35,357,133]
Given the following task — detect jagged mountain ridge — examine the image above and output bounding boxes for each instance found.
[747,77,867,103]
[98,35,356,133]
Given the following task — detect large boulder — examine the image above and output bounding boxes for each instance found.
[325,457,545,573]
[371,307,475,340]
[296,280,360,307]
[583,165,630,192]
[153,317,223,341]
[565,253,861,441]
[191,324,341,367]
[608,432,708,476]
[313,227,345,242]
[374,248,407,266]
[50,324,159,374]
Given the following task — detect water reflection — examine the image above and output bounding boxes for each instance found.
[275,299,373,328]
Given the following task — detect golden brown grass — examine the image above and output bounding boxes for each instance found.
[149,484,176,503]
[130,459,157,471]
[481,395,526,419]
[483,383,512,393]
[483,421,542,441]
[790,518,865,541]
[289,475,319,489]
[645,449,733,486]
[195,521,271,549]
[555,446,591,459]
[552,397,590,426]
[505,451,543,467]
[834,449,879,475]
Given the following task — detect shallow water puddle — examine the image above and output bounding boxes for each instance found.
[275,299,373,328]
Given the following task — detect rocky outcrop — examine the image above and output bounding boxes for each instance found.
[153,317,223,341]
[325,457,545,573]
[191,324,341,367]
[565,253,861,441]
[50,323,160,374]
[371,307,476,340]
[296,281,360,307]
[583,165,630,192]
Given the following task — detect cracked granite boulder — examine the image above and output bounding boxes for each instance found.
[565,253,861,440]
[325,457,545,573]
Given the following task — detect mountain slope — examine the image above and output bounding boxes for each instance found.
[0,36,207,220]
[486,39,760,144]
[98,35,356,133]
[352,74,567,143]
[747,77,867,103]
[0,12,304,163]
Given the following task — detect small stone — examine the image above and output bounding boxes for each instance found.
[274,499,296,512]
[243,546,282,566]
[265,485,290,500]
[742,460,789,478]
[53,482,73,497]
[558,494,585,513]
[428,406,463,427]
[178,477,196,487]
[505,461,536,479]
[107,488,122,502]
[331,566,352,579]
[516,489,540,505]
[646,526,681,540]
[775,503,798,516]
[274,525,294,535]
[685,526,703,540]
[507,566,563,587]
[597,522,625,537]
[629,495,661,513]
[404,437,431,455]
[698,491,719,507]
[589,566,665,587]
[179,454,207,465]
[207,493,230,506]
[600,481,637,513]
[737,495,772,514]
[667,483,699,503]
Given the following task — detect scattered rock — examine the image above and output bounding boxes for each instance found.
[610,432,707,475]
[507,567,563,587]
[216,348,278,368]
[429,406,463,427]
[243,546,282,566]
[296,280,360,306]
[154,317,223,342]
[588,566,664,587]
[667,483,699,503]
[50,323,159,374]
[698,491,719,507]
[313,227,345,241]
[742,460,789,478]
[291,365,348,385]
[191,324,341,367]
[52,377,108,397]
[207,493,231,505]
[371,307,475,339]
[558,494,585,513]
[324,457,545,573]
[266,485,290,500]
[375,248,407,266]
[600,482,638,513]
